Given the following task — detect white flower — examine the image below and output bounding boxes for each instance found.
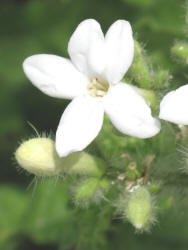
[159,84,188,125]
[23,19,160,157]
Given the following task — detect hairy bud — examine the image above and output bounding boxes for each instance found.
[125,187,154,230]
[171,43,188,63]
[15,137,106,177]
[15,138,61,176]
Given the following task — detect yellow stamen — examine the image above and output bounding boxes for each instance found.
[87,78,109,97]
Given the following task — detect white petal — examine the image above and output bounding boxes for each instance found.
[103,20,134,85]
[23,54,88,99]
[103,83,160,138]
[68,19,105,79]
[56,96,104,157]
[159,84,188,124]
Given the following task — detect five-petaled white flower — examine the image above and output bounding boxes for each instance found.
[23,19,160,157]
[159,84,188,125]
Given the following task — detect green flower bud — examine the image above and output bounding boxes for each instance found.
[74,178,100,204]
[154,70,170,89]
[171,43,188,63]
[15,138,61,176]
[61,152,106,177]
[15,137,106,177]
[129,40,152,89]
[125,187,154,230]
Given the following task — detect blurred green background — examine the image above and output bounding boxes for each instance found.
[1,0,188,249]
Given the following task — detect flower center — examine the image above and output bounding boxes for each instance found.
[87,78,109,98]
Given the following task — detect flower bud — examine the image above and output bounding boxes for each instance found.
[154,70,170,89]
[62,152,106,177]
[15,138,61,176]
[74,178,100,204]
[171,43,188,63]
[125,187,154,230]
[129,40,152,89]
[74,177,110,206]
[15,137,106,177]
